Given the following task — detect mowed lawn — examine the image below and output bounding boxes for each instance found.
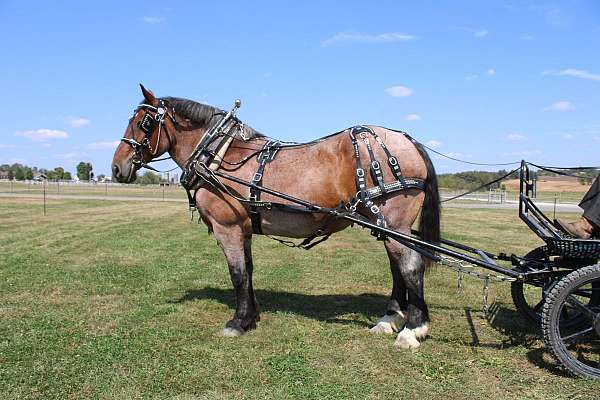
[1,198,599,399]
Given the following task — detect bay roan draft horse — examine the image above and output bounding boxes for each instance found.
[112,85,440,349]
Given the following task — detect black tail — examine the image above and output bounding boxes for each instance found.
[412,139,441,266]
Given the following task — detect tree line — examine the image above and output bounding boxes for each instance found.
[1,162,164,185]
[1,162,94,181]
[437,170,520,190]
[439,169,598,190]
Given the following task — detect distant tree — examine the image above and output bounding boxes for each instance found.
[136,171,160,185]
[47,167,66,180]
[76,162,93,181]
[12,164,33,180]
[63,171,72,180]
[438,170,518,191]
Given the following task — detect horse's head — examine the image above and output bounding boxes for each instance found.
[112,84,174,183]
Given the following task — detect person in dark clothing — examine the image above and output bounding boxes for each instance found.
[557,175,600,239]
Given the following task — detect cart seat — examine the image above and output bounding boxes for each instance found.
[544,236,600,258]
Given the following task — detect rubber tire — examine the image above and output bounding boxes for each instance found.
[511,246,550,325]
[541,264,600,380]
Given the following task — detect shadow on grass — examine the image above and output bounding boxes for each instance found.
[171,287,388,327]
[486,302,540,346]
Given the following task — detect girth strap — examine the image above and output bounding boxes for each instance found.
[249,140,281,234]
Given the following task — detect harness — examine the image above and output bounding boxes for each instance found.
[249,140,281,234]
[121,100,175,172]
[348,125,425,239]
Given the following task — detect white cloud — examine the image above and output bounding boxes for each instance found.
[405,114,421,121]
[465,74,479,81]
[507,133,526,141]
[67,116,90,128]
[0,144,16,149]
[543,68,600,82]
[562,133,575,140]
[87,141,120,150]
[322,32,415,47]
[385,85,413,97]
[543,101,575,112]
[15,129,69,141]
[40,143,51,148]
[426,140,441,148]
[55,151,89,160]
[487,68,496,75]
[521,35,534,41]
[142,16,165,24]
[457,27,488,38]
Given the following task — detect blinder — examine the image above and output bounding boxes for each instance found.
[138,111,157,135]
[121,101,172,166]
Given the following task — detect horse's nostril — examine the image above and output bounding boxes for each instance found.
[112,164,120,177]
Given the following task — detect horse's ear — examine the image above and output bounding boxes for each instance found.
[139,83,156,104]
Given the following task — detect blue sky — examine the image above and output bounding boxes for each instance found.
[0,1,599,175]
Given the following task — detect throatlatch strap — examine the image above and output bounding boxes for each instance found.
[249,140,281,234]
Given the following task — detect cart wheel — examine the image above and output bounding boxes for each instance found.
[511,246,552,325]
[542,265,600,379]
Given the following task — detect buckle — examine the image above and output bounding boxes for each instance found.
[252,172,263,182]
[370,205,380,214]
[371,161,381,170]
[389,157,398,166]
[356,168,365,178]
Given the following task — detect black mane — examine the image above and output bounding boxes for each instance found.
[161,97,220,127]
[159,96,263,138]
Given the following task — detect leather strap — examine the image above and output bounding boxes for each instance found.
[249,140,281,234]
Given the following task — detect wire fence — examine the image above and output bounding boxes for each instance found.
[0,180,583,205]
[439,188,582,205]
[0,180,187,200]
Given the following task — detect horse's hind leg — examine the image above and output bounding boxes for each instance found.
[369,245,407,334]
[392,246,429,349]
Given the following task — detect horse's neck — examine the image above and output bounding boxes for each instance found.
[167,123,208,168]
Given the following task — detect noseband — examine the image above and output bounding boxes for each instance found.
[121,100,175,169]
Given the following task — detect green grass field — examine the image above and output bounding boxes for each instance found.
[1,198,599,399]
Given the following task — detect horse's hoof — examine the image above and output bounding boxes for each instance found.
[394,327,421,350]
[413,323,429,339]
[369,312,405,334]
[221,327,244,337]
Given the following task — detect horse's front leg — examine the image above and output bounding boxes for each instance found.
[214,228,259,337]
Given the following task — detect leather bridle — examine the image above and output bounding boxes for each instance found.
[121,100,175,171]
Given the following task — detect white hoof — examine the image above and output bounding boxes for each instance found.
[221,327,243,337]
[413,323,429,339]
[369,311,405,334]
[394,327,421,350]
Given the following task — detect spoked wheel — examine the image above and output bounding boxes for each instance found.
[511,246,552,325]
[542,265,600,379]
[511,247,600,328]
